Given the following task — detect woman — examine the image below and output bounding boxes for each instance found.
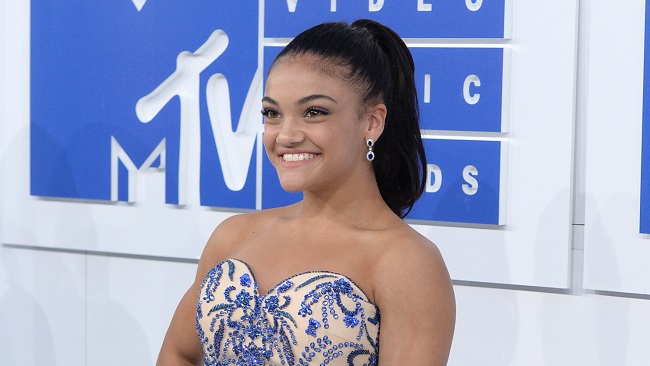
[157,19,455,365]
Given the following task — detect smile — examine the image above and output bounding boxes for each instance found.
[282,153,317,162]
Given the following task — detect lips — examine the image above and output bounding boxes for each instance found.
[282,153,317,162]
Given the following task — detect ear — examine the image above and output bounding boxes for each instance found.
[365,103,387,141]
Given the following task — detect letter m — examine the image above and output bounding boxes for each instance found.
[110,136,166,202]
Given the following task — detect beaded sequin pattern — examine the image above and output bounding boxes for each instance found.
[196,259,380,365]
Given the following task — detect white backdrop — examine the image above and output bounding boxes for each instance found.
[6,1,650,366]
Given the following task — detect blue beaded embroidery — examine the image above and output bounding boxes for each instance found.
[240,273,252,287]
[305,318,321,337]
[196,259,380,365]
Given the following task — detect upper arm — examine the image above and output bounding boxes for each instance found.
[156,281,203,366]
[374,238,456,365]
[156,215,246,365]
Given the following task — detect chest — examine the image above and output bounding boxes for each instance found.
[196,259,380,365]
[228,231,378,300]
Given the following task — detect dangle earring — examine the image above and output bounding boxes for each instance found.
[366,138,375,161]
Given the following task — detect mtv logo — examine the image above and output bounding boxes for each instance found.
[30,1,300,210]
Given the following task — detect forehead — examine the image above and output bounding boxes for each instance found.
[265,56,359,102]
[271,54,348,80]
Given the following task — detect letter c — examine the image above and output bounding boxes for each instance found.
[463,74,481,105]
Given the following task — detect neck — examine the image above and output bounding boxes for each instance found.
[294,176,397,227]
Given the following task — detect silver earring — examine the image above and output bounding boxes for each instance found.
[366,138,375,161]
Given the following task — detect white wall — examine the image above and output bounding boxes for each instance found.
[3,0,650,365]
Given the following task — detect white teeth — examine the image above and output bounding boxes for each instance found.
[283,153,315,162]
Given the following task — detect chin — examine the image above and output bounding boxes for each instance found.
[278,181,304,193]
[278,175,319,193]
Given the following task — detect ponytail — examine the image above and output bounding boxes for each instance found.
[351,19,427,218]
[273,20,427,218]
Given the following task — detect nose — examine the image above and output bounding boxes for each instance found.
[275,118,305,146]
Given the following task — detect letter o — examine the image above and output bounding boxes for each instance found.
[466,0,483,11]
[369,0,384,11]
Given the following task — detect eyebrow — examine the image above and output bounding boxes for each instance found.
[261,94,337,106]
[297,94,337,105]
[262,96,279,105]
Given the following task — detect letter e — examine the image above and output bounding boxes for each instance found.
[418,0,433,12]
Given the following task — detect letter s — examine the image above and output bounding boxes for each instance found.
[462,165,478,195]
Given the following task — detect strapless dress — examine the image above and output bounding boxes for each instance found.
[196,258,380,365]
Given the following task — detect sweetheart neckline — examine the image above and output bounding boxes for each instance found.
[214,258,377,306]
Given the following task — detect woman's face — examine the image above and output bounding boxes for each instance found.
[262,56,375,194]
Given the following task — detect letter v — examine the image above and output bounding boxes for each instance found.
[206,69,263,191]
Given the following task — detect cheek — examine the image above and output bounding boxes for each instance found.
[321,125,362,151]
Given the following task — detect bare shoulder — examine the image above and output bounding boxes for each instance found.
[373,223,449,284]
[207,210,268,243]
[196,208,281,279]
[370,223,453,308]
[372,223,456,365]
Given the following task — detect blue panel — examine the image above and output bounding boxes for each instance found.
[118,162,128,202]
[413,48,506,132]
[265,0,507,39]
[408,139,503,225]
[30,1,259,209]
[641,0,650,233]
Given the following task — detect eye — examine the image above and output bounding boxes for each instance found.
[261,108,280,119]
[305,107,329,118]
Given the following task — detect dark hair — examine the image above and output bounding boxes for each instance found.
[273,19,427,218]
